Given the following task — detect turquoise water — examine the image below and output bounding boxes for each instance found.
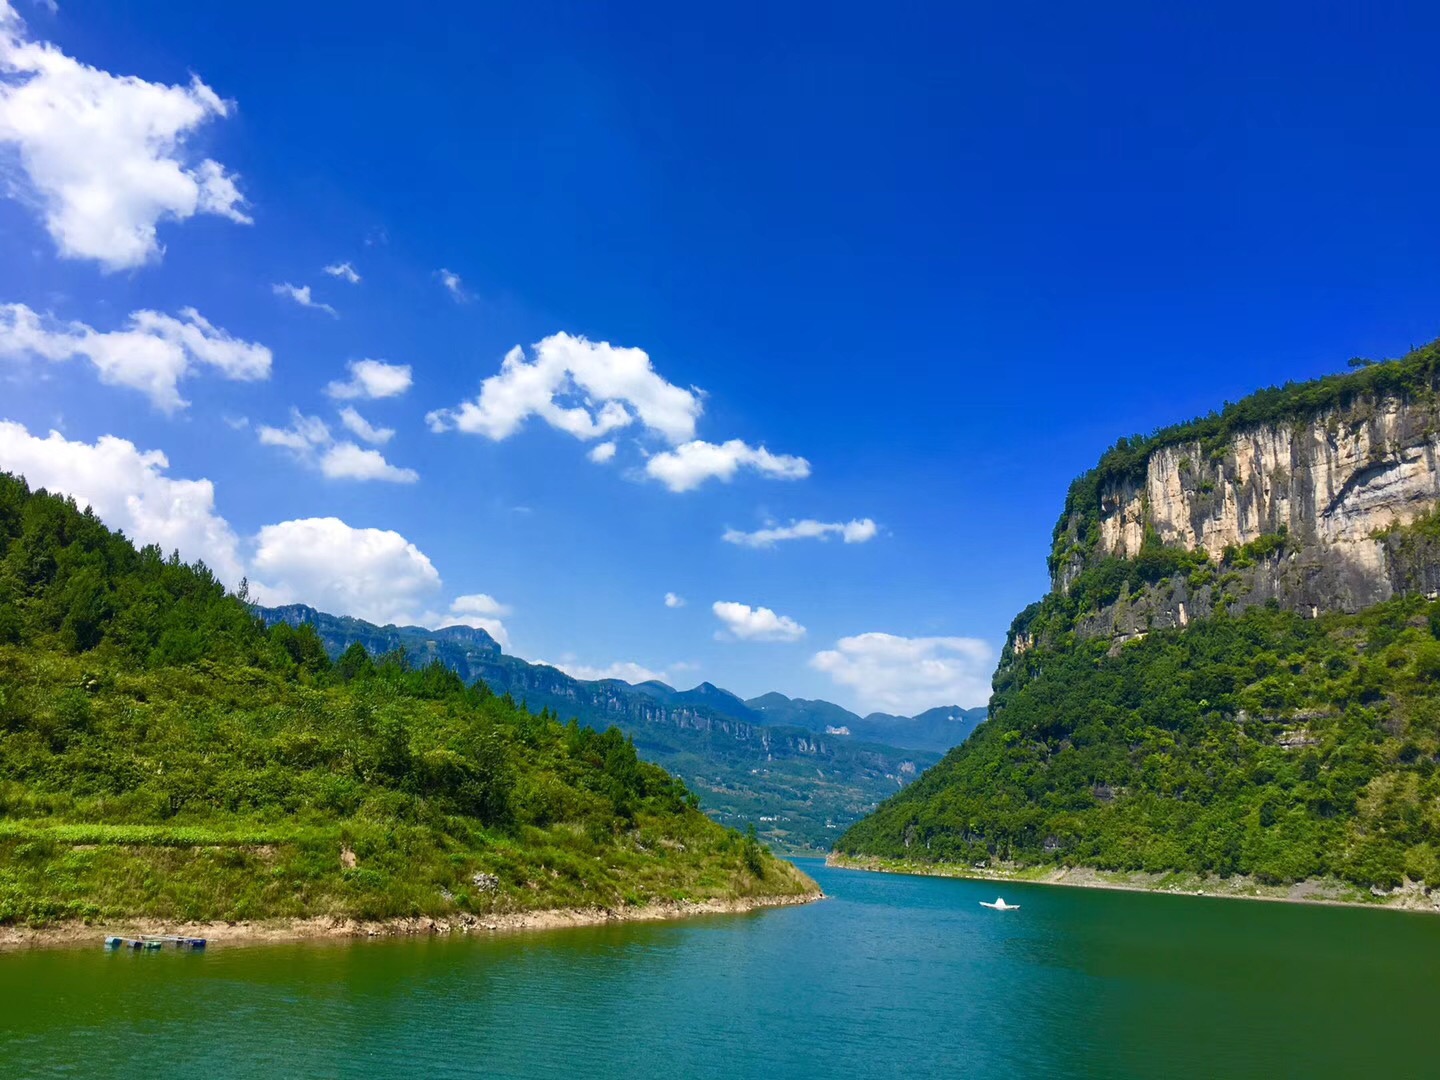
[3,859,1438,1078]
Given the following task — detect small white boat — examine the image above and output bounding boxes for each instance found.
[979,897,1020,911]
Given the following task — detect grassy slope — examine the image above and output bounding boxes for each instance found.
[0,476,814,928]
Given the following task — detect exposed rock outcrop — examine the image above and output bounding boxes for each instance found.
[1049,384,1440,641]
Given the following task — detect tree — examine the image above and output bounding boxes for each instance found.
[743,823,765,878]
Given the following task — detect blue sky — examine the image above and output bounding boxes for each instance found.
[2,0,1440,714]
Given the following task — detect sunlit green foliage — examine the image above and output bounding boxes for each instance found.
[837,597,1440,889]
[0,473,812,926]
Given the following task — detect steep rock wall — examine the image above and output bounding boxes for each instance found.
[1051,390,1440,640]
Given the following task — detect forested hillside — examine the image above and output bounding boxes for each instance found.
[258,604,942,851]
[0,473,814,927]
[839,346,1440,892]
[837,596,1440,887]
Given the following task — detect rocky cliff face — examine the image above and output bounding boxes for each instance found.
[1049,386,1440,643]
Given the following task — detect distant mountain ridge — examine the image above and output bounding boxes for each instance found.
[258,603,978,753]
[745,693,987,754]
[255,604,983,850]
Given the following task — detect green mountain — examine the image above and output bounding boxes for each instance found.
[839,342,1440,891]
[257,604,949,851]
[0,472,814,929]
[745,693,986,754]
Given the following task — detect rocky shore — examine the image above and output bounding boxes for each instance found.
[827,854,1440,913]
[0,890,823,951]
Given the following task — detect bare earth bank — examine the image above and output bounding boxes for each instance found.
[0,891,823,951]
[827,854,1440,914]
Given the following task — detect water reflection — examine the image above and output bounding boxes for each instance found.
[2,859,1437,1079]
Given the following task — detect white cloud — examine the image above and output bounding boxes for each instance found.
[420,593,511,647]
[810,633,996,713]
[426,333,814,492]
[664,591,685,609]
[0,419,475,634]
[448,593,511,618]
[249,517,442,626]
[723,517,878,548]
[337,406,393,445]
[645,439,810,493]
[257,408,330,452]
[258,408,416,484]
[426,332,702,446]
[0,420,243,583]
[436,268,469,301]
[0,3,248,269]
[0,301,271,412]
[542,658,667,684]
[272,283,336,317]
[323,261,360,284]
[319,442,417,484]
[712,600,806,643]
[325,358,412,400]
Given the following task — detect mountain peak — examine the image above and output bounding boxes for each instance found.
[430,623,502,650]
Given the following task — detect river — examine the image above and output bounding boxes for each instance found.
[2,858,1436,1078]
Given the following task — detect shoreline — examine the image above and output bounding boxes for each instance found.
[0,891,823,951]
[827,854,1440,914]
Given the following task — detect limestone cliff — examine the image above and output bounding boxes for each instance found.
[1041,345,1440,645]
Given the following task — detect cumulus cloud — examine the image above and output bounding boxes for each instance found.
[541,658,667,684]
[420,592,512,647]
[645,439,810,493]
[319,442,417,484]
[448,593,511,619]
[664,592,685,609]
[0,419,489,633]
[0,301,271,412]
[0,420,244,583]
[426,333,814,492]
[252,523,496,634]
[712,600,806,642]
[810,633,996,714]
[426,333,701,446]
[325,358,412,400]
[436,268,469,301]
[257,408,329,452]
[323,261,360,284]
[258,408,416,484]
[723,517,878,548]
[337,406,393,445]
[273,283,336,317]
[249,517,441,626]
[0,3,249,269]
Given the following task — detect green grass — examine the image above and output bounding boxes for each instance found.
[0,472,816,928]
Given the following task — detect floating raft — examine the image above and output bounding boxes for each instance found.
[104,935,206,951]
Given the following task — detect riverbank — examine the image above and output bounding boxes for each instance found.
[827,854,1440,913]
[0,890,822,951]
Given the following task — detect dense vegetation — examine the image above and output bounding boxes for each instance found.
[259,605,937,852]
[1050,339,1440,574]
[0,473,812,927]
[1018,527,1294,653]
[838,596,1440,889]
